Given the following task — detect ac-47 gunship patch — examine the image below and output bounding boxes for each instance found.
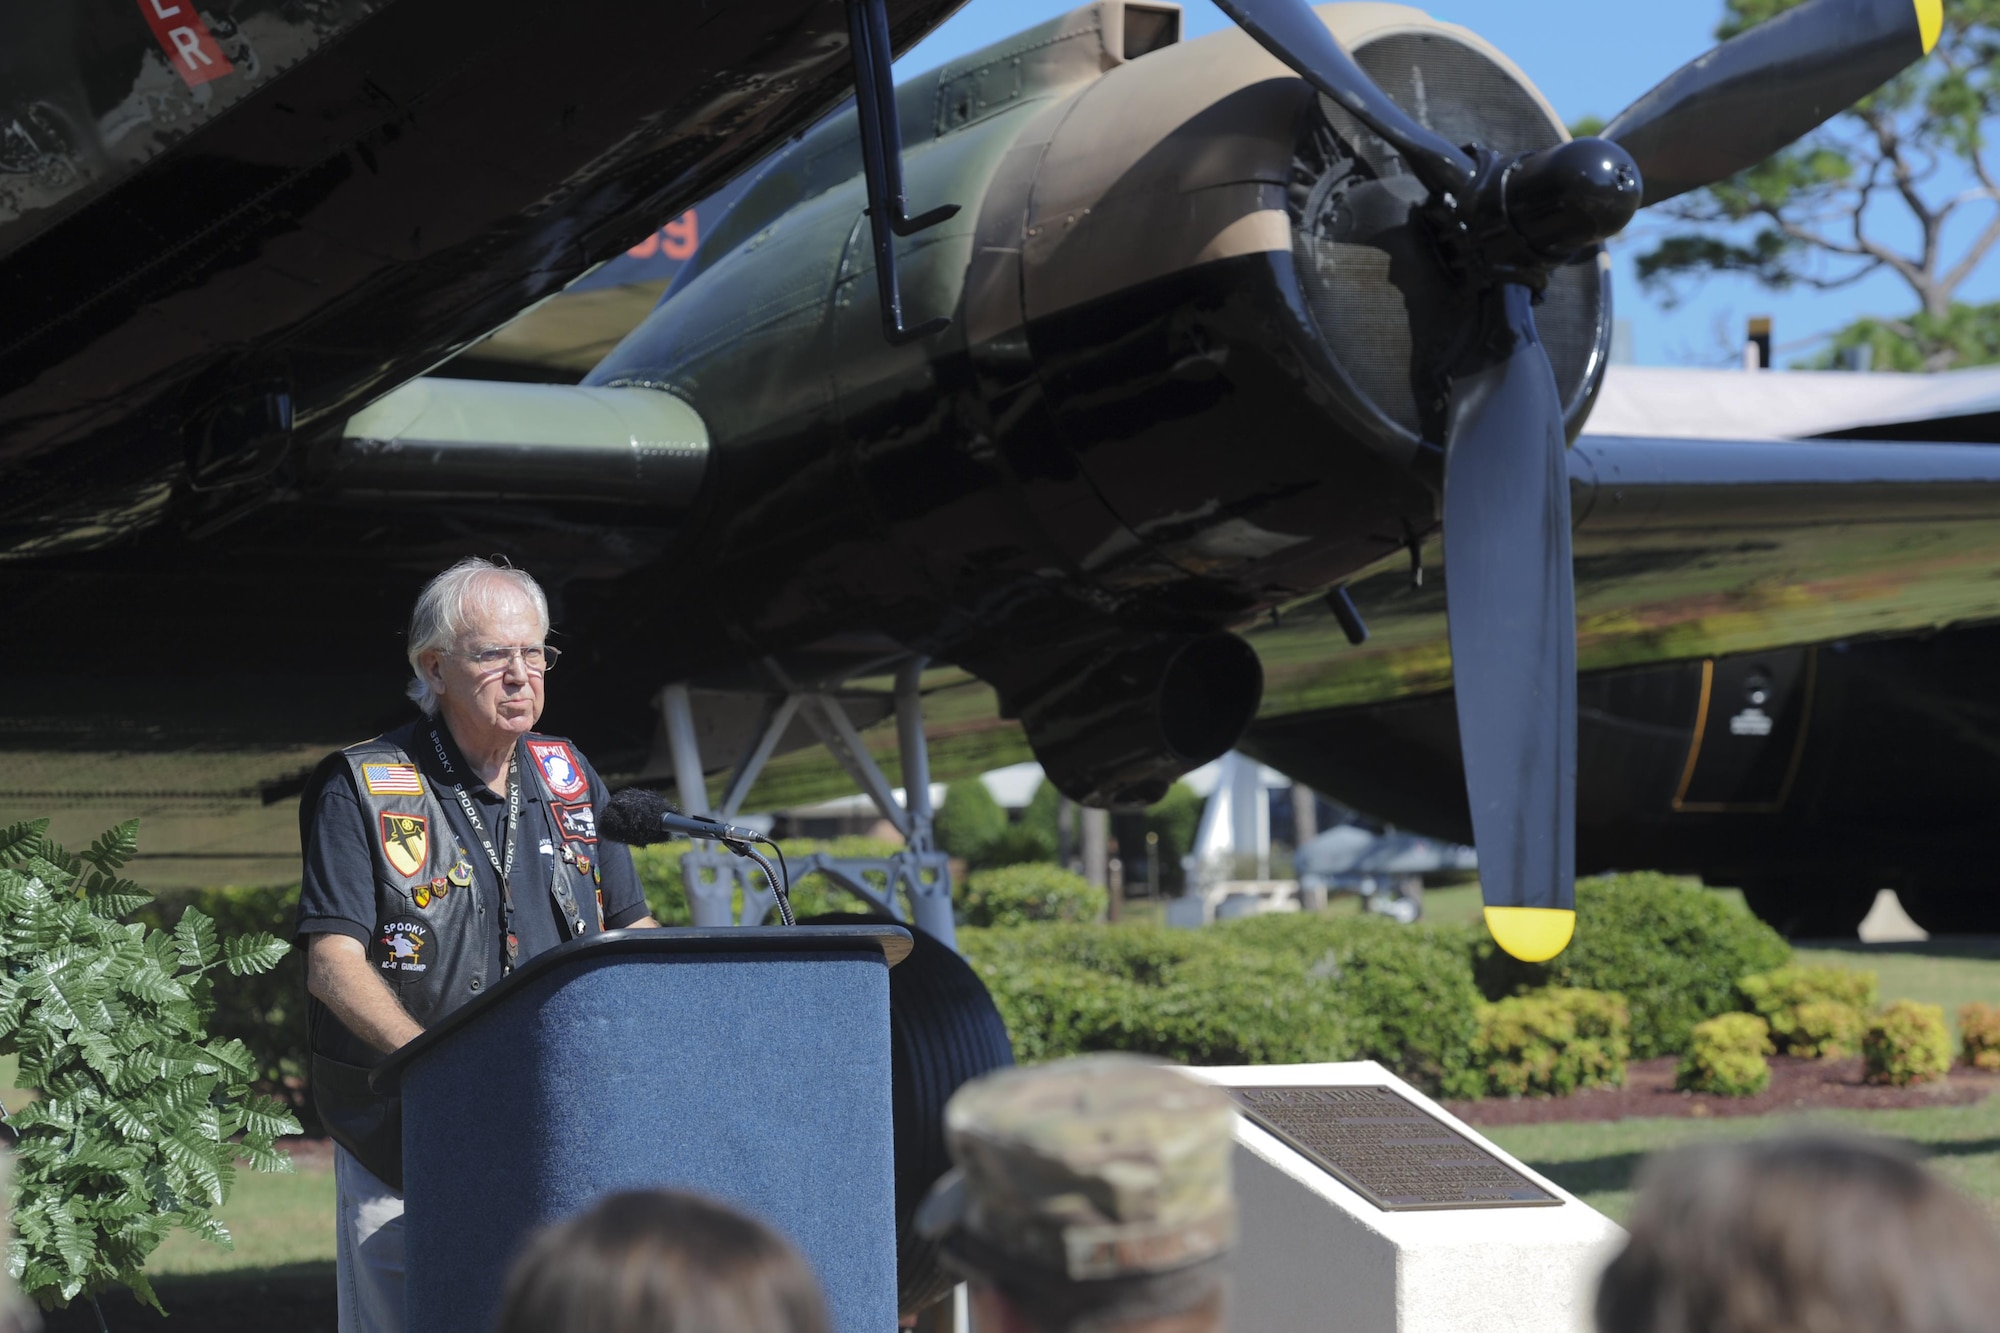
[380,812,428,878]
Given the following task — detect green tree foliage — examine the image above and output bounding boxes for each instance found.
[1805,302,2000,370]
[933,782,1007,864]
[1635,0,2000,369]
[0,820,299,1312]
[1474,873,1792,1058]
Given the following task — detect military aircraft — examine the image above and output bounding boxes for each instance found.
[0,0,964,549]
[7,0,1994,956]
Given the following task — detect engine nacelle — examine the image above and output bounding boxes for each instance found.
[1018,632,1263,808]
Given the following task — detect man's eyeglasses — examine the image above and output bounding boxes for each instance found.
[446,644,562,675]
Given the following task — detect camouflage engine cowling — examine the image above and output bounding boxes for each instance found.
[585,3,1609,807]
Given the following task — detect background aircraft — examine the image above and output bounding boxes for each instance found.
[5,0,1994,948]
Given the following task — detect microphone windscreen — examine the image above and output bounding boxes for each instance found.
[600,786,675,845]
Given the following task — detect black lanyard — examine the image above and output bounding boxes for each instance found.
[430,724,524,972]
[428,723,591,969]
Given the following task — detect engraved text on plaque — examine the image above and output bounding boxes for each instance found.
[1231,1085,1560,1211]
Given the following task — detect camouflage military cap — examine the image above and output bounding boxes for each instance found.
[915,1054,1237,1283]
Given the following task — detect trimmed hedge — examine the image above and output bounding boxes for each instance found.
[1476,873,1791,1058]
[959,916,1484,1097]
[1960,1002,2000,1071]
[1473,988,1629,1099]
[1677,1013,1773,1096]
[961,864,1106,927]
[1864,1000,1952,1086]
[1739,965,1877,1057]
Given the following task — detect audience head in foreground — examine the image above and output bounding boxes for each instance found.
[1597,1135,2000,1333]
[916,1054,1238,1333]
[496,1189,829,1333]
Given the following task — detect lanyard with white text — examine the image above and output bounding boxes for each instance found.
[430,725,522,972]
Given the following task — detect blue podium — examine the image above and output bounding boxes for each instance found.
[372,925,911,1333]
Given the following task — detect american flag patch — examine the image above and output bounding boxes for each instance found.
[362,763,425,797]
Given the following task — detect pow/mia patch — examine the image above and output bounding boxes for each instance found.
[362,763,424,797]
[380,812,428,879]
[378,919,430,973]
[527,739,589,800]
[553,801,597,843]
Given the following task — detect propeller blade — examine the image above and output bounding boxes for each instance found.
[1212,0,1476,199]
[1605,0,1942,207]
[1442,284,1577,963]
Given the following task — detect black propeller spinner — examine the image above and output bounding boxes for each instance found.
[1214,0,1941,960]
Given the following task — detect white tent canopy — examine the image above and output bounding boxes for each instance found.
[1585,364,2000,441]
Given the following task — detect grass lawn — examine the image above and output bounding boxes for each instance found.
[147,1154,337,1275]
[1489,1095,2000,1225]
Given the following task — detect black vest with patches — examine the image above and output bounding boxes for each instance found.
[312,721,606,1188]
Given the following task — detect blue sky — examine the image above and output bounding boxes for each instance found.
[896,1,2000,367]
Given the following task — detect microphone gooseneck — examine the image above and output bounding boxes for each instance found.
[600,787,795,925]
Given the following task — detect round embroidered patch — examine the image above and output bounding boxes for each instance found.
[376,919,432,974]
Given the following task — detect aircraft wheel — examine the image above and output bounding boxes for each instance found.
[1896,883,2000,937]
[1737,876,1876,940]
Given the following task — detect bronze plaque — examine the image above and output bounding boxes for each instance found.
[1231,1085,1560,1211]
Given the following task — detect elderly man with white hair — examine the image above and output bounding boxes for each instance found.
[294,556,657,1333]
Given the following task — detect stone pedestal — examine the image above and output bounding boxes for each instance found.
[1188,1062,1624,1333]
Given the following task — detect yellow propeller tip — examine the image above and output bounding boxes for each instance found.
[1916,0,1943,53]
[1484,906,1576,962]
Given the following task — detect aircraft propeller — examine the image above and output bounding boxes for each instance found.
[1212,0,1942,960]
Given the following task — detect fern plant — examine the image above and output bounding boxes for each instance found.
[0,818,299,1312]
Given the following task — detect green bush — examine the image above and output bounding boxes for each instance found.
[140,883,312,1132]
[959,925,1344,1068]
[1959,1002,2000,1071]
[979,821,1058,868]
[1738,965,1878,1057]
[1473,988,1629,1099]
[934,782,1007,864]
[1677,1013,1773,1096]
[1475,873,1792,1058]
[962,864,1106,927]
[1788,1001,1866,1060]
[1863,1000,1953,1086]
[631,838,901,924]
[961,917,1484,1097]
[1218,915,1484,1097]
[0,820,298,1311]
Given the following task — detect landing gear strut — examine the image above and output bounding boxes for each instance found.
[658,658,955,948]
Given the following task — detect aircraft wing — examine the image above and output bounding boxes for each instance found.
[1251,432,2000,719]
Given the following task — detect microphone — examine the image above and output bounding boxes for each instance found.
[600,787,766,846]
